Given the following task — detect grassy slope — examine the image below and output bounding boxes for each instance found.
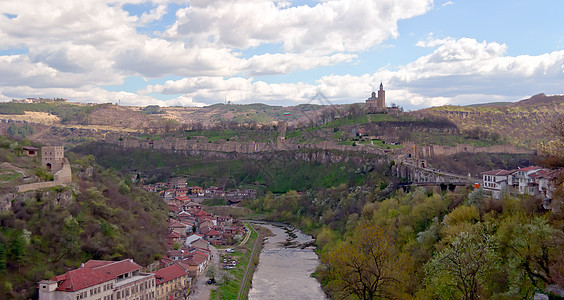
[420,94,564,147]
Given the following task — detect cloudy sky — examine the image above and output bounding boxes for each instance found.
[0,0,563,110]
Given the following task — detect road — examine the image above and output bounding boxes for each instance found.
[189,245,219,300]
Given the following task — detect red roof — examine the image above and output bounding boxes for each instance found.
[84,259,141,278]
[167,203,180,212]
[482,169,514,176]
[168,231,181,238]
[205,229,222,236]
[529,169,561,179]
[153,264,187,285]
[168,219,186,228]
[174,195,191,202]
[187,253,208,266]
[519,166,542,172]
[51,259,142,292]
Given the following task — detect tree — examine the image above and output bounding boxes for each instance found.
[504,217,564,291]
[205,263,218,282]
[539,114,564,167]
[322,224,405,299]
[424,223,500,300]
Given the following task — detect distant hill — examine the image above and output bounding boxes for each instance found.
[415,93,564,147]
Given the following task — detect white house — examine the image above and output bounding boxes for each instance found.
[482,169,515,199]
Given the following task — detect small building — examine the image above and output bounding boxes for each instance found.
[515,166,543,195]
[153,264,190,300]
[482,169,515,199]
[23,146,39,157]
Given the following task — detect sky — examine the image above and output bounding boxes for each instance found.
[0,0,563,110]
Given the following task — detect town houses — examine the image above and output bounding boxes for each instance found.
[481,166,562,204]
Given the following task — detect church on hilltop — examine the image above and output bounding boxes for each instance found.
[365,83,385,109]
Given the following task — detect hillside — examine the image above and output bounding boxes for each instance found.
[416,93,564,147]
[0,137,168,298]
[1,94,561,151]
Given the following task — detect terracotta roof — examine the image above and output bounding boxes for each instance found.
[187,253,207,266]
[205,229,222,236]
[51,259,142,292]
[529,169,561,179]
[168,231,181,238]
[482,169,514,176]
[168,219,186,228]
[174,195,191,202]
[519,166,542,172]
[153,264,187,285]
[85,259,141,278]
[173,260,191,271]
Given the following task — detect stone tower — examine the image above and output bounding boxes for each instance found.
[41,146,64,172]
[41,146,72,183]
[377,82,385,109]
[365,83,386,109]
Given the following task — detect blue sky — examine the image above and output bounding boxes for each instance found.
[0,0,562,110]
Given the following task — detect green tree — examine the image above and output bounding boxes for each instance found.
[322,224,406,299]
[206,262,218,282]
[504,217,563,291]
[424,223,500,300]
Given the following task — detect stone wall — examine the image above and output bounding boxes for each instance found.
[106,135,386,157]
[17,181,64,193]
[54,158,72,183]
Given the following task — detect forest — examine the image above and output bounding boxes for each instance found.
[244,171,564,299]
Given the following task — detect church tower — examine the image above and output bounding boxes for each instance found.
[377,82,385,109]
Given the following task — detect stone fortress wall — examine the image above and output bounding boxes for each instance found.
[106,134,535,160]
[105,135,387,156]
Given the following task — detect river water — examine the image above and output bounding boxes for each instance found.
[248,223,327,300]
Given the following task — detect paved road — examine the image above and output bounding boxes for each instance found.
[189,245,219,300]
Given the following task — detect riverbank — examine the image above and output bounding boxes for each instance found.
[209,222,272,300]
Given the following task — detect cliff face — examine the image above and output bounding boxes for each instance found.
[105,135,387,157]
[0,188,73,212]
[401,142,536,159]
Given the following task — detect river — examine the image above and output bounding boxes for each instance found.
[248,223,327,300]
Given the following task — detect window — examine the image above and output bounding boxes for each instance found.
[117,291,121,299]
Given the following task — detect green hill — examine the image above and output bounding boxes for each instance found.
[417,93,564,147]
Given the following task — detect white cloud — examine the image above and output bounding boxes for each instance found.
[0,1,562,111]
[138,4,168,26]
[139,37,564,110]
[0,85,162,107]
[244,52,357,75]
[164,0,433,53]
